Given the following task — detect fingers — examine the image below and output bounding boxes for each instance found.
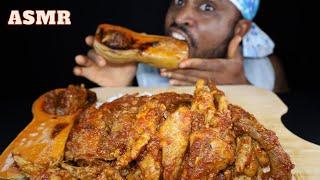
[74,36,98,76]
[161,69,215,85]
[179,59,204,69]
[73,55,95,76]
[169,79,193,86]
[75,55,93,67]
[161,70,198,84]
[73,66,82,76]
[227,35,242,59]
[87,49,106,66]
[85,35,94,47]
[179,58,224,71]
[73,66,94,78]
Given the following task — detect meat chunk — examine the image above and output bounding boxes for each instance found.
[116,100,166,168]
[235,135,259,177]
[138,137,162,179]
[160,107,192,179]
[43,85,96,116]
[181,128,235,179]
[230,105,294,179]
[102,30,134,50]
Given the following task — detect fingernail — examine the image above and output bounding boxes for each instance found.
[160,69,167,72]
[75,55,81,60]
[169,80,176,85]
[161,72,167,77]
[98,60,106,66]
[75,56,84,64]
[73,67,81,75]
[179,62,186,68]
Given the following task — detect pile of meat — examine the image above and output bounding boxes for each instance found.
[18,80,294,179]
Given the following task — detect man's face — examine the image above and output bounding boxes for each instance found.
[165,0,241,58]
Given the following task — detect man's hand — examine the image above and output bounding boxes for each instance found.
[160,36,249,86]
[73,36,137,87]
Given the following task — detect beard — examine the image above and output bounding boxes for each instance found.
[207,28,235,59]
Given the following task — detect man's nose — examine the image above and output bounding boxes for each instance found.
[175,6,196,27]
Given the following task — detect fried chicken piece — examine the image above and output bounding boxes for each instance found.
[252,140,269,167]
[181,80,235,179]
[151,92,192,113]
[191,80,216,123]
[230,105,294,179]
[66,94,145,163]
[33,167,77,180]
[65,106,106,162]
[138,136,162,180]
[117,100,166,168]
[181,128,235,179]
[61,162,123,180]
[191,80,232,130]
[116,134,150,169]
[12,155,45,177]
[159,107,192,179]
[235,135,259,177]
[126,168,142,180]
[208,81,228,113]
[99,93,191,163]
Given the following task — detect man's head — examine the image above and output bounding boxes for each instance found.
[165,0,252,58]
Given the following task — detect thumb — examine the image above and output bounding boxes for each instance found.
[227,35,242,60]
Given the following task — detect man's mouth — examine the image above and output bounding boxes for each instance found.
[169,27,196,49]
[171,32,187,41]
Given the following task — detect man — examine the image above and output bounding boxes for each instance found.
[73,0,287,92]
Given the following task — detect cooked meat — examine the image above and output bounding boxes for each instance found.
[65,93,192,165]
[7,80,294,179]
[34,168,77,180]
[138,136,162,179]
[117,100,166,168]
[181,128,235,179]
[252,140,269,167]
[64,105,107,162]
[102,30,134,50]
[13,155,45,177]
[181,80,235,179]
[65,94,146,162]
[43,85,96,116]
[230,104,294,179]
[160,107,192,179]
[61,162,123,180]
[235,135,259,177]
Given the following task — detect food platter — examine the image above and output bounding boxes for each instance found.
[91,85,320,179]
[0,84,319,179]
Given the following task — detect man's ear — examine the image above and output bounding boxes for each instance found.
[234,19,251,38]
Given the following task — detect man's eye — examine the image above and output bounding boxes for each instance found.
[199,3,214,12]
[174,0,185,7]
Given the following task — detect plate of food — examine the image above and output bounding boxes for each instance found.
[0,80,319,179]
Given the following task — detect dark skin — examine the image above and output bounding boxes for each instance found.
[161,0,249,86]
[73,0,287,92]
